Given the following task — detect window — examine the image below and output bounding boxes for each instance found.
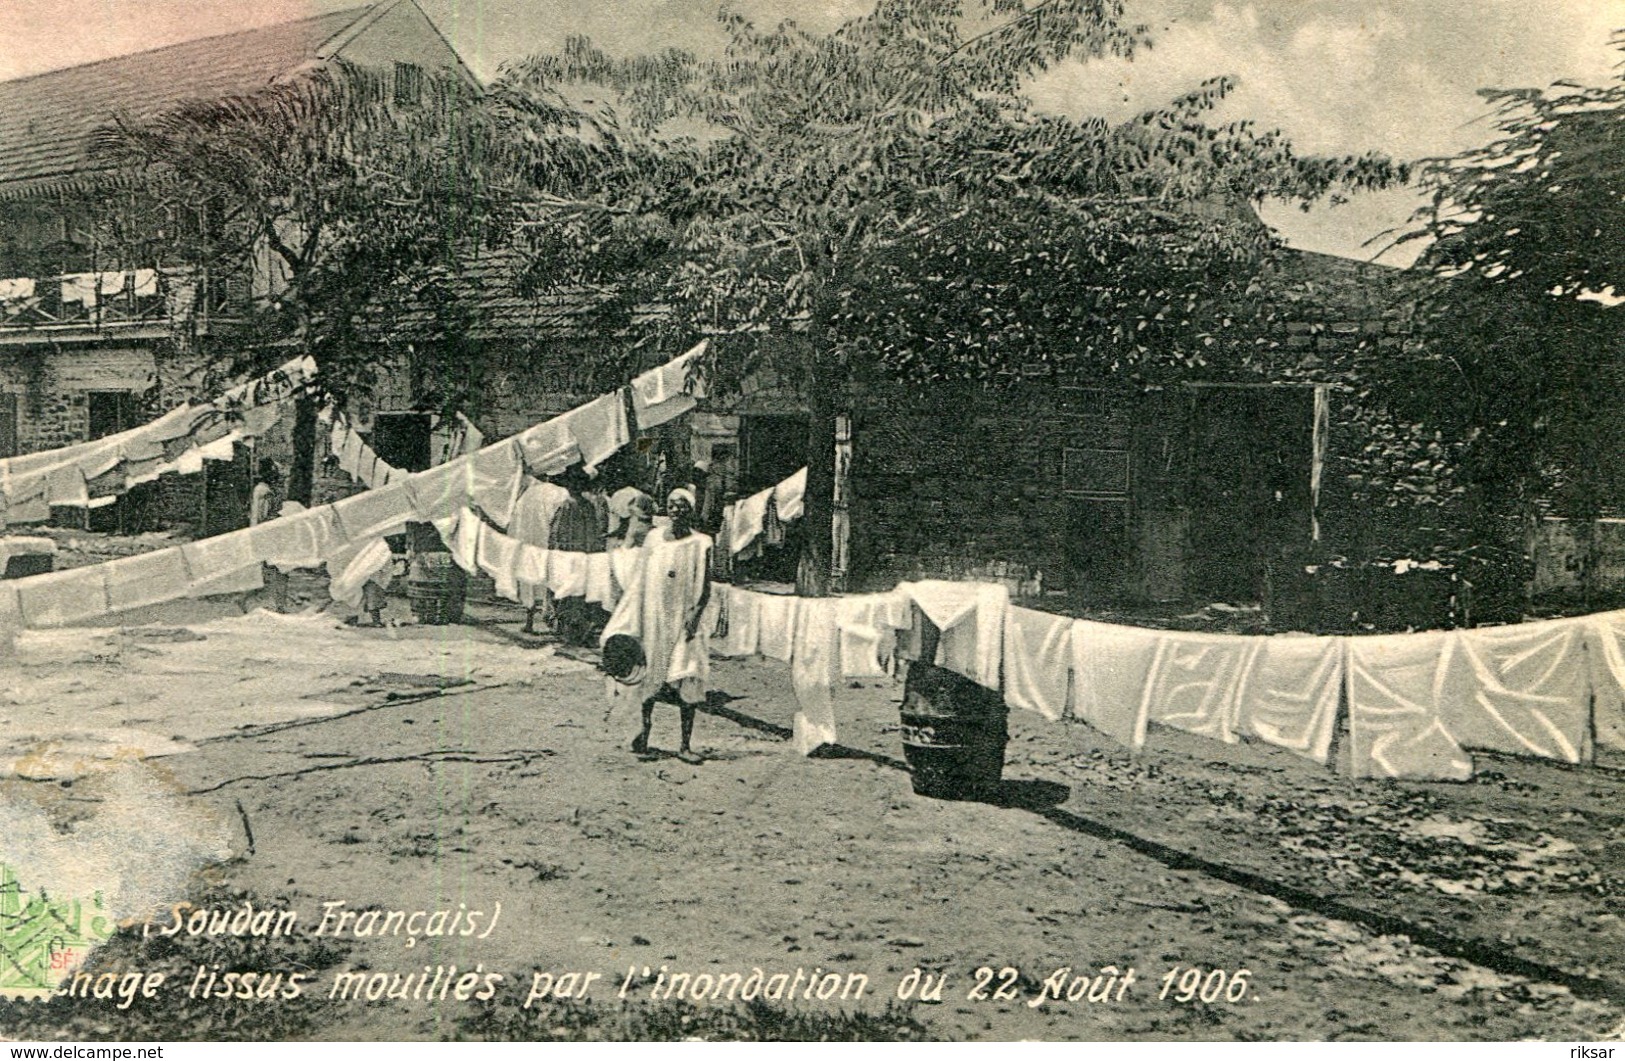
[393,62,424,106]
[87,391,138,440]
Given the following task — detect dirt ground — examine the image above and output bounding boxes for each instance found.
[2,580,1625,1042]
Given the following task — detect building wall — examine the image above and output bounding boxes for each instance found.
[0,344,158,452]
[840,252,1438,605]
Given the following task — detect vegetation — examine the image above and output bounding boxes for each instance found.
[1383,36,1625,599]
[499,0,1406,592]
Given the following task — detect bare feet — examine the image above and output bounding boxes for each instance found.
[631,733,650,755]
[677,749,702,765]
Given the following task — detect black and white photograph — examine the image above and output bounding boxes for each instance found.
[0,0,1622,1044]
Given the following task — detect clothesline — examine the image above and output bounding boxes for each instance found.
[0,356,316,526]
[705,581,1625,781]
[0,345,708,631]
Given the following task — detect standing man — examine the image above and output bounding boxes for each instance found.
[509,466,569,635]
[250,458,290,613]
[549,465,609,646]
[603,487,712,763]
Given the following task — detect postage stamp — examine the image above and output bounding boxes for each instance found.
[0,862,113,1001]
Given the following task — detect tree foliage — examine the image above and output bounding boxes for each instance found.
[91,60,615,404]
[501,0,1407,590]
[1384,38,1625,593]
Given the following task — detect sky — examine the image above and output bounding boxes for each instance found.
[2,0,1621,265]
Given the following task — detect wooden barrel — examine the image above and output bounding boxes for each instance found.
[464,573,497,604]
[406,553,466,625]
[899,659,1008,800]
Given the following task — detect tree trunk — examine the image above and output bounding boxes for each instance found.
[286,395,318,507]
[796,353,839,598]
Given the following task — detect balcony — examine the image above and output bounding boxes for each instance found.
[0,266,244,342]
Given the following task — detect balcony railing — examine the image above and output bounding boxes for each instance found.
[0,266,242,334]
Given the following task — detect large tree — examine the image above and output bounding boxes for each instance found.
[92,60,614,501]
[501,0,1405,594]
[1383,43,1625,598]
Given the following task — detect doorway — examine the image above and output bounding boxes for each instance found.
[1183,387,1314,603]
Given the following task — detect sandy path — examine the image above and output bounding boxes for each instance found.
[3,603,1623,1041]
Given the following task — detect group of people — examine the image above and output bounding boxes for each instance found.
[251,447,724,761]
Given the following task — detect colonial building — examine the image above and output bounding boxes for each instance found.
[0,1,471,529]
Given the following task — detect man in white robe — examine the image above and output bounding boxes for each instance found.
[602,487,712,762]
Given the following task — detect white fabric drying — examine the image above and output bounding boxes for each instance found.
[791,597,841,754]
[558,392,630,475]
[512,418,581,476]
[900,580,1008,689]
[1583,610,1625,752]
[836,591,910,679]
[630,341,707,429]
[1346,631,1473,781]
[328,538,395,609]
[713,585,763,658]
[1447,619,1590,764]
[1069,619,1160,751]
[773,467,808,523]
[1002,605,1074,721]
[103,548,192,614]
[730,488,771,556]
[1144,631,1261,745]
[16,565,109,628]
[1233,635,1345,764]
[754,593,801,662]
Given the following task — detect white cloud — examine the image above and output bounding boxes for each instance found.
[1028,0,1625,259]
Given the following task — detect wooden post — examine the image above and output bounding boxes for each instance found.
[831,414,852,594]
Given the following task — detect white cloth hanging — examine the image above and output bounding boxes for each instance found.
[1233,635,1345,764]
[1583,610,1625,752]
[630,341,707,429]
[328,538,395,609]
[1002,605,1074,721]
[773,468,808,523]
[1345,631,1473,781]
[1447,619,1590,763]
[791,597,842,754]
[1068,619,1160,751]
[900,580,1008,689]
[1144,631,1262,745]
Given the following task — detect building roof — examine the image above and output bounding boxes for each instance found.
[369,246,656,344]
[0,6,373,193]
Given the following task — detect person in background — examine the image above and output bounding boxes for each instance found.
[250,458,291,613]
[606,485,657,549]
[550,465,609,646]
[509,465,569,635]
[690,459,724,535]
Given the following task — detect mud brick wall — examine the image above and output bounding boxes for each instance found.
[841,252,1448,603]
[848,382,1136,596]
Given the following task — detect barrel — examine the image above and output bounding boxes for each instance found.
[464,573,497,605]
[406,553,466,625]
[899,659,1009,801]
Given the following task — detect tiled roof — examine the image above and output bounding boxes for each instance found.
[363,246,655,343]
[0,7,372,191]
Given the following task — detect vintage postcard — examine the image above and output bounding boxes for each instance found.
[0,0,1623,1046]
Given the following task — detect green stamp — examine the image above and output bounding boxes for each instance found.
[0,862,113,999]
